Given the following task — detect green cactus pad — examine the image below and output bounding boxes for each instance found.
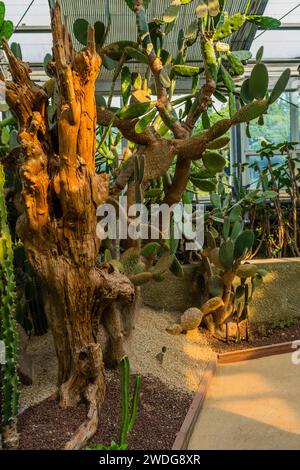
[207,136,230,150]
[213,13,246,41]
[232,100,268,123]
[219,239,235,270]
[120,247,141,275]
[203,150,227,173]
[130,272,154,285]
[141,242,161,258]
[234,230,255,260]
[236,264,258,279]
[268,68,291,105]
[249,63,269,100]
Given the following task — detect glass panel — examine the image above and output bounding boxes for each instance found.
[251,30,300,59]
[246,92,291,151]
[6,1,51,26]
[9,32,52,62]
[264,1,300,21]
[247,154,286,187]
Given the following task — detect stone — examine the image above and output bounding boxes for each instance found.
[166,323,183,335]
[180,308,204,331]
[18,347,33,386]
[16,323,29,351]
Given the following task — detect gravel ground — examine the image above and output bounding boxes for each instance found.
[18,372,192,450]
[202,317,300,353]
[20,307,215,410]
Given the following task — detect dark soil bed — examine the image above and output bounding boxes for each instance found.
[18,372,192,450]
[202,317,300,353]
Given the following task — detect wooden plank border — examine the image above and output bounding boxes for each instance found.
[172,358,217,450]
[217,340,300,364]
[172,340,300,450]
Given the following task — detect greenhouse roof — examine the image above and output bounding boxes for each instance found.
[4,1,300,90]
[6,0,300,63]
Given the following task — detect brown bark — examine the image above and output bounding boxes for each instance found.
[1,3,135,449]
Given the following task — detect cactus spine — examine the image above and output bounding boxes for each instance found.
[0,164,19,449]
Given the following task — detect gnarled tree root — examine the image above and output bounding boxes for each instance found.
[64,384,101,450]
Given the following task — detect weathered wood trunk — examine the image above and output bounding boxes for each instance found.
[1,4,135,449]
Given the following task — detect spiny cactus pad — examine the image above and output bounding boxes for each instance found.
[201,297,224,316]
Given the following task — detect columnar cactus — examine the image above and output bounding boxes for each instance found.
[119,355,141,449]
[86,355,141,450]
[0,164,19,449]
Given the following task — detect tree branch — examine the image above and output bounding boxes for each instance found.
[2,39,51,232]
[97,107,155,146]
[185,37,217,130]
[133,1,188,139]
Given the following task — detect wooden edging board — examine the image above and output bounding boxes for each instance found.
[217,340,299,364]
[172,358,217,450]
[172,340,300,450]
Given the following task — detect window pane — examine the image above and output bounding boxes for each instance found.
[6,1,50,26]
[247,154,286,187]
[247,92,291,151]
[264,0,300,22]
[251,30,300,59]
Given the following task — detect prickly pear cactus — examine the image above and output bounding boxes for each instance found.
[202,198,268,341]
[103,242,183,286]
[0,164,19,449]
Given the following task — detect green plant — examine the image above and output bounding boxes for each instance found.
[201,196,268,341]
[0,1,13,41]
[3,0,290,449]
[0,164,19,449]
[156,345,167,364]
[86,355,141,450]
[249,141,300,258]
[101,240,183,286]
[271,317,297,330]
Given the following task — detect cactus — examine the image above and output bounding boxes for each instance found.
[233,230,255,260]
[120,247,143,275]
[119,355,141,448]
[207,136,230,150]
[10,43,22,60]
[249,63,269,100]
[202,150,227,173]
[213,13,246,41]
[0,164,19,449]
[268,69,291,105]
[105,242,182,286]
[219,239,235,269]
[203,40,218,81]
[0,2,13,41]
[73,18,106,48]
[226,51,245,76]
[232,100,268,124]
[85,355,141,450]
[202,207,267,341]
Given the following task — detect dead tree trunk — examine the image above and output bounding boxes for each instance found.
[1,4,134,449]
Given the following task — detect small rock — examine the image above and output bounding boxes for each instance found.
[155,352,164,364]
[166,324,183,335]
[16,323,29,351]
[18,348,33,386]
[181,308,203,331]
